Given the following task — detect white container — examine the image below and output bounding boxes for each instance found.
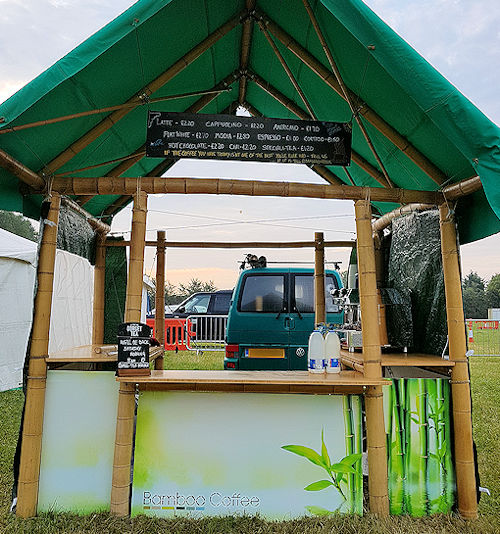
[325,331,341,373]
[308,330,325,373]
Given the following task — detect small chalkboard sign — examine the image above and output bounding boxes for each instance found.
[117,322,151,376]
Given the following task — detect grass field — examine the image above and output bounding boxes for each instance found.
[0,353,498,533]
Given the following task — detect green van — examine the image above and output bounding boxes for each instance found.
[224,267,343,370]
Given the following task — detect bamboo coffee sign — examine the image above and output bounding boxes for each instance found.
[146,111,352,165]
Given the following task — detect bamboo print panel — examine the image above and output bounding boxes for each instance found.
[131,391,363,519]
[383,379,456,515]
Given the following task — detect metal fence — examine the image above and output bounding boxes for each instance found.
[186,314,228,353]
[466,319,500,356]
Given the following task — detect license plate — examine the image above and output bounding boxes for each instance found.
[245,348,285,359]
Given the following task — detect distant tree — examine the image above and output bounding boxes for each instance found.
[177,278,217,299]
[486,274,500,309]
[0,210,37,241]
[462,271,488,318]
[165,281,183,305]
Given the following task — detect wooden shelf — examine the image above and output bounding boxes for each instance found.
[46,344,164,364]
[340,349,455,371]
[117,369,388,395]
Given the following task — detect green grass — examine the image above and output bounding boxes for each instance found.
[468,329,500,355]
[0,356,498,533]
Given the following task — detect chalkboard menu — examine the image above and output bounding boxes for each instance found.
[117,322,151,376]
[146,111,351,166]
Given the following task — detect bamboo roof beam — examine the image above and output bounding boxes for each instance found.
[302,0,393,188]
[0,148,45,189]
[238,1,256,104]
[44,11,246,174]
[241,100,343,186]
[443,175,482,200]
[47,176,443,204]
[371,203,434,233]
[255,10,446,186]
[105,240,356,248]
[248,71,388,187]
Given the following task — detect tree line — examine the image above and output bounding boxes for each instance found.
[462,272,500,318]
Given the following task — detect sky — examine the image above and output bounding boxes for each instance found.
[0,0,499,288]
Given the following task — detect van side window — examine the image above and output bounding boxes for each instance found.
[294,275,340,313]
[212,293,231,314]
[239,275,285,312]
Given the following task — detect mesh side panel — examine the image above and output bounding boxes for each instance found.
[103,239,126,344]
[56,204,96,264]
[386,210,447,354]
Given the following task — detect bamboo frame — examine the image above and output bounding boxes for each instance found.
[301,0,393,188]
[372,203,434,233]
[48,176,443,204]
[354,199,389,516]
[238,1,256,104]
[248,71,389,188]
[92,233,106,345]
[111,190,148,516]
[443,175,482,200]
[255,10,446,186]
[44,12,245,174]
[0,147,45,189]
[314,232,326,325]
[16,193,61,518]
[439,203,477,519]
[154,231,166,370]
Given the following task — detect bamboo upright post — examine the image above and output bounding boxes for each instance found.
[354,200,389,516]
[314,232,326,325]
[92,233,106,345]
[439,203,477,519]
[110,190,148,517]
[154,231,166,370]
[16,193,61,518]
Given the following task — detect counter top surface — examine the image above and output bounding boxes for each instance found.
[340,350,455,367]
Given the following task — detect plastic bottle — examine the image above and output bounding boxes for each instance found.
[308,330,325,373]
[324,331,341,373]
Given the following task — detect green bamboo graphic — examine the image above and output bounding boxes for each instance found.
[405,379,428,516]
[426,379,443,513]
[343,396,354,513]
[389,380,405,514]
[440,379,456,510]
[351,395,363,515]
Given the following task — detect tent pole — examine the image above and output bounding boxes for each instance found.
[439,203,477,519]
[314,232,326,325]
[110,190,148,517]
[301,0,393,188]
[92,233,106,345]
[16,193,61,518]
[154,231,166,369]
[355,199,389,516]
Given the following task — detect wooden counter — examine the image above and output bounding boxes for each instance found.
[46,344,164,363]
[117,369,388,395]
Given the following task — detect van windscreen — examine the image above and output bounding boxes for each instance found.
[239,275,285,312]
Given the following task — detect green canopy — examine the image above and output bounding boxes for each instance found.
[0,0,499,243]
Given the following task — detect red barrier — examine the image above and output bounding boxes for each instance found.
[467,320,499,330]
[146,318,190,351]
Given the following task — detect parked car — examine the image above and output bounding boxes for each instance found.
[166,289,233,318]
[224,268,343,370]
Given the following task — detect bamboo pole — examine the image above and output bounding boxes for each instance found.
[372,203,434,233]
[354,199,389,516]
[238,1,256,104]
[256,10,446,186]
[301,0,393,188]
[439,203,477,519]
[314,232,326,325]
[0,148,45,189]
[373,231,389,346]
[105,239,356,249]
[248,71,389,188]
[48,176,443,205]
[16,193,61,518]
[44,12,245,174]
[154,231,166,370]
[111,190,148,516]
[443,175,482,200]
[92,233,106,345]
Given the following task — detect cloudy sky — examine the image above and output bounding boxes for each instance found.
[0,0,499,287]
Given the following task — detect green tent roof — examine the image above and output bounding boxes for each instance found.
[1,0,499,243]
